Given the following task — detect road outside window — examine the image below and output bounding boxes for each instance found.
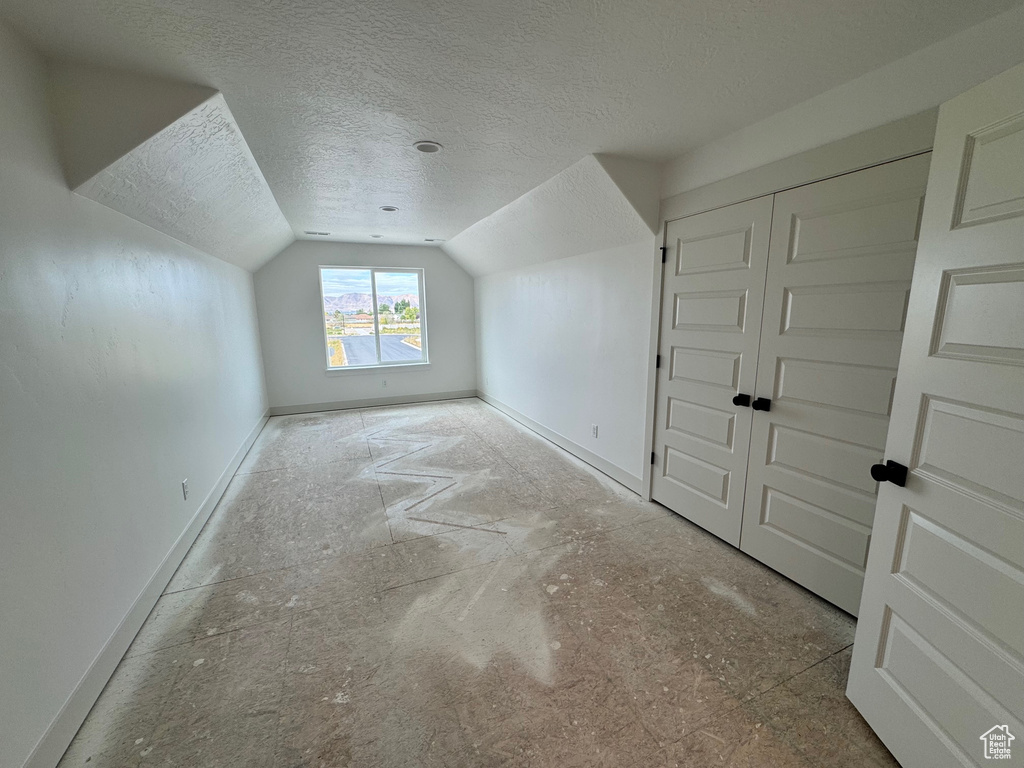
[319,266,427,369]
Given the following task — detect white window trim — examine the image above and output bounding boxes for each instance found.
[318,265,429,372]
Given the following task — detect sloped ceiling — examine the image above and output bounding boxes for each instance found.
[47,63,215,190]
[49,62,295,271]
[661,4,1024,199]
[443,155,657,277]
[594,154,662,234]
[2,0,1018,249]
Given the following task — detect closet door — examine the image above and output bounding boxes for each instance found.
[848,62,1024,768]
[738,154,930,615]
[652,196,772,546]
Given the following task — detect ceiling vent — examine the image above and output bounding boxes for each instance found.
[304,230,330,236]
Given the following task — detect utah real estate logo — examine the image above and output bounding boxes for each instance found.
[980,725,1014,760]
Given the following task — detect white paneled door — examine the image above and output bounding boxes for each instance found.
[652,196,773,546]
[847,63,1024,767]
[739,154,930,615]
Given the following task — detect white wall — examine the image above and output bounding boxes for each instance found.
[254,241,477,412]
[0,23,269,768]
[450,154,660,492]
[476,240,655,488]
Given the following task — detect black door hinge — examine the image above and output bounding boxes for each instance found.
[656,354,661,369]
[651,451,657,465]
[660,246,667,263]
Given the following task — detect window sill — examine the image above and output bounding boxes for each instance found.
[325,362,431,377]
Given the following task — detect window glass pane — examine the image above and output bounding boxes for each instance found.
[321,268,378,367]
[374,271,424,363]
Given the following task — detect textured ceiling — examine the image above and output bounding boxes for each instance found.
[74,94,295,271]
[1,0,1018,247]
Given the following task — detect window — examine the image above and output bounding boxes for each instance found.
[319,267,427,369]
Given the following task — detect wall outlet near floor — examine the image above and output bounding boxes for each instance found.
[381,378,387,389]
[181,479,189,501]
[592,424,599,438]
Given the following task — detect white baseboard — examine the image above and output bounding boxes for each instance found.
[268,389,478,416]
[24,411,270,768]
[476,391,642,495]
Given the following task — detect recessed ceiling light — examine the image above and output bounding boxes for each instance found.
[304,230,330,236]
[379,206,399,212]
[414,140,443,153]
[370,234,383,238]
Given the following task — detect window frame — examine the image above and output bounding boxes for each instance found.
[318,265,429,372]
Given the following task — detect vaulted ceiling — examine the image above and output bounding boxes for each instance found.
[1,0,1019,251]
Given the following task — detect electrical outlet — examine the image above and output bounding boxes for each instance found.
[381,378,388,389]
[592,424,599,438]
[182,479,189,501]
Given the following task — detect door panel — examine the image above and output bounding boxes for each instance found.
[739,154,931,615]
[652,196,772,546]
[847,62,1024,767]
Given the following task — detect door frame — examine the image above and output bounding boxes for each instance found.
[641,108,939,500]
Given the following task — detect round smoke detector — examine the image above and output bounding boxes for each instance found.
[379,206,399,212]
[413,140,443,153]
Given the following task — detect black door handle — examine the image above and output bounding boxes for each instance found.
[870,460,908,488]
[751,397,771,412]
[732,394,751,407]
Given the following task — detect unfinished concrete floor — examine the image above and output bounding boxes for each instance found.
[59,398,898,768]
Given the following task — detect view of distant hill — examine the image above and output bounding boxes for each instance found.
[324,293,419,313]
